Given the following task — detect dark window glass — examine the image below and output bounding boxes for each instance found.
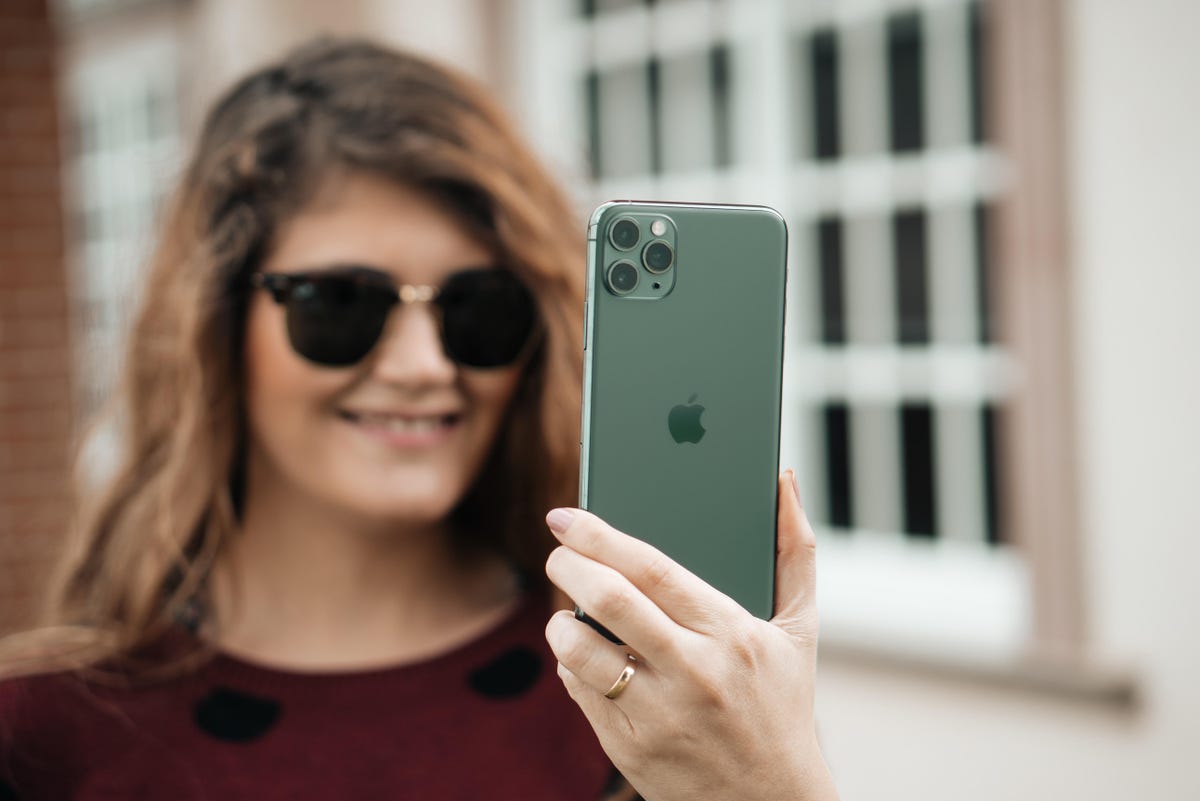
[824,403,853,529]
[817,217,846,344]
[647,57,663,175]
[968,0,987,143]
[893,209,930,344]
[584,69,602,179]
[887,11,924,152]
[810,28,840,160]
[580,0,644,16]
[974,201,992,343]
[982,403,1003,544]
[711,45,733,168]
[900,403,937,538]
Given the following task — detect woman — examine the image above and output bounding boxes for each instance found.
[0,38,838,801]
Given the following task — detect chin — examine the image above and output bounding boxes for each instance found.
[341,482,465,526]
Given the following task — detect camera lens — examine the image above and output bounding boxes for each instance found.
[606,260,639,295]
[609,218,640,250]
[642,240,674,274]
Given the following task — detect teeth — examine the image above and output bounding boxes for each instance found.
[354,414,449,433]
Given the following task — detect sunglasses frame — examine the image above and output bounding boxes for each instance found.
[248,266,540,368]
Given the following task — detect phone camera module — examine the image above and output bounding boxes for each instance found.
[606,260,640,295]
[609,218,641,251]
[642,240,674,274]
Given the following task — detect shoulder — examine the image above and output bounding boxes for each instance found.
[0,670,76,733]
[0,671,81,782]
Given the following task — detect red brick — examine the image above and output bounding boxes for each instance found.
[0,317,69,349]
[0,193,61,227]
[0,387,72,420]
[0,511,67,530]
[0,406,72,439]
[0,346,70,378]
[0,165,58,197]
[0,105,57,136]
[1,45,54,77]
[0,268,68,290]
[0,0,51,23]
[0,496,70,525]
[0,136,59,168]
[0,378,71,412]
[0,227,65,260]
[0,19,50,49]
[0,470,68,501]
[0,531,66,567]
[0,287,68,317]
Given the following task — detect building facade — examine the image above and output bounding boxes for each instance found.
[1,0,1197,798]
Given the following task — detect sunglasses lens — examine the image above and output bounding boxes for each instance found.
[284,276,393,367]
[439,270,537,368]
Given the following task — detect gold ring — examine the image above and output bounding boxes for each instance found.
[604,653,637,700]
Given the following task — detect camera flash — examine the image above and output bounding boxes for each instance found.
[650,219,667,236]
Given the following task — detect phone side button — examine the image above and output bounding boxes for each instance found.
[582,301,588,350]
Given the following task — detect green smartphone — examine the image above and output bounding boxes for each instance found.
[577,200,788,642]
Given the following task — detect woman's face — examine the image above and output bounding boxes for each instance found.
[242,171,524,525]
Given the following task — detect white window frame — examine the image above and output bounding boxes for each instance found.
[514,0,1032,661]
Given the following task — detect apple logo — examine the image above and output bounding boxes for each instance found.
[668,393,706,444]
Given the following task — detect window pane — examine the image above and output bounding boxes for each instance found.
[901,403,937,537]
[888,11,924,153]
[711,45,732,168]
[660,50,715,173]
[647,57,662,175]
[824,403,854,529]
[893,208,930,344]
[810,28,840,160]
[818,216,846,344]
[969,0,987,143]
[593,63,655,178]
[584,69,602,179]
[982,403,1003,544]
[974,201,993,343]
[580,0,645,17]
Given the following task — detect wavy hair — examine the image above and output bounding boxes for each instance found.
[0,37,584,682]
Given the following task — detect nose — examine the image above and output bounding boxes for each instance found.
[368,302,457,386]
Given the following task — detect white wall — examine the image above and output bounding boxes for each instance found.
[814,1,1200,797]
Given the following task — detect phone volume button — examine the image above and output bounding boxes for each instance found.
[582,301,588,350]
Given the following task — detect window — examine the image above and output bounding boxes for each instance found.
[519,0,1036,659]
[62,33,183,478]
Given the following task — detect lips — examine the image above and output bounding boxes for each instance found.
[339,408,461,427]
[336,409,463,447]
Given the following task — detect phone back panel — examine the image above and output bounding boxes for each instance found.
[581,201,787,619]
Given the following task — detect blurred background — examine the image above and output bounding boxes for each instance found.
[1,0,1197,797]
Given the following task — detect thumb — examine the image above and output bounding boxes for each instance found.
[770,470,819,637]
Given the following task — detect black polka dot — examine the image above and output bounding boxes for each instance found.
[0,779,18,801]
[467,645,543,699]
[602,765,626,796]
[193,686,282,742]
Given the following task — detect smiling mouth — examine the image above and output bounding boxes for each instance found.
[337,410,463,434]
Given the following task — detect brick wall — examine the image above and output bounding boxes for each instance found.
[0,0,73,636]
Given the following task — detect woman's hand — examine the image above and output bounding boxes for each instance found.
[543,471,839,801]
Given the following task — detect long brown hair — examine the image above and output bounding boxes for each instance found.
[0,37,584,681]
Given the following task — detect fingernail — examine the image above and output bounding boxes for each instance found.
[789,469,802,504]
[546,508,576,534]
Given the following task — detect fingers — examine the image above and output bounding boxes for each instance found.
[545,544,689,665]
[770,470,819,634]
[545,508,744,636]
[545,609,639,748]
[545,609,647,707]
[555,660,635,746]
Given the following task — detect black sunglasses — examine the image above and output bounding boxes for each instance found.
[250,266,538,368]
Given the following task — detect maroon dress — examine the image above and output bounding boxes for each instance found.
[0,589,628,800]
